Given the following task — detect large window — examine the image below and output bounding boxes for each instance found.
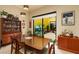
[32,12,56,37]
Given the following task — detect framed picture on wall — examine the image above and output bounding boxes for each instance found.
[29,21,31,28]
[62,11,75,26]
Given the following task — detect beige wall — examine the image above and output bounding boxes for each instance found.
[0,5,29,35]
[30,5,79,37]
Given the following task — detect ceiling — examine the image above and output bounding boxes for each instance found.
[15,5,45,12]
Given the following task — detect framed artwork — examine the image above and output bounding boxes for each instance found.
[29,21,31,28]
[62,11,75,26]
[22,20,25,29]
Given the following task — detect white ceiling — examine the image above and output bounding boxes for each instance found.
[15,5,45,12]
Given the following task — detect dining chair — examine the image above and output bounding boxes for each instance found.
[11,36,26,54]
[44,32,56,54]
[48,44,55,54]
[11,36,17,54]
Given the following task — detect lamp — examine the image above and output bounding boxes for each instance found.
[23,5,29,10]
[20,12,26,16]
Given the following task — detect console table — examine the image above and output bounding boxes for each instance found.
[58,35,79,54]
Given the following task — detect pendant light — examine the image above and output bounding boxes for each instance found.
[20,12,26,16]
[23,5,29,10]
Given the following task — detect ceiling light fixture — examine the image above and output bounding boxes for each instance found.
[23,5,29,10]
[20,12,26,16]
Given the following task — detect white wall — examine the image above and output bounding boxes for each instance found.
[30,5,79,37]
[0,5,29,35]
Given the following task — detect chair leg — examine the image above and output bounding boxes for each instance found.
[15,45,19,54]
[52,45,55,54]
[24,46,27,54]
[48,44,55,54]
[11,45,13,54]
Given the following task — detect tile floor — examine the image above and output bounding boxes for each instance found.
[0,44,74,54]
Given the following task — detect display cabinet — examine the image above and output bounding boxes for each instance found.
[0,18,21,46]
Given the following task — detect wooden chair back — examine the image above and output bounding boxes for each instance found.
[11,35,26,54]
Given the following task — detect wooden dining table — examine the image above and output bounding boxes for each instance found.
[21,36,50,54]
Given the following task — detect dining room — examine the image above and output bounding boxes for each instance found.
[0,5,79,54]
[0,5,56,54]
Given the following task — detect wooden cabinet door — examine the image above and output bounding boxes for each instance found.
[2,34,11,45]
[74,39,79,52]
[68,38,74,51]
[58,36,62,48]
[58,36,79,53]
[68,38,79,53]
[58,36,68,49]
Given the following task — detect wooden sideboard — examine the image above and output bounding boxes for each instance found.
[58,35,79,54]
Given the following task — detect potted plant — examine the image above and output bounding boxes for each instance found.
[27,30,32,36]
[0,10,8,18]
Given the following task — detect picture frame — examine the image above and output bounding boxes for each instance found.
[62,11,75,26]
[29,21,31,28]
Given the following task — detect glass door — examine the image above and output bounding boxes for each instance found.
[33,18,43,37]
[43,17,56,34]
